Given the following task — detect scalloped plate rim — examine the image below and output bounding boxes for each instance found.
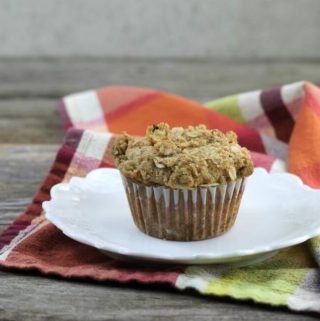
[43,167,320,264]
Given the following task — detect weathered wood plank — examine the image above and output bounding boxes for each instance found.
[0,144,57,204]
[0,145,56,231]
[0,59,319,101]
[0,99,63,143]
[0,198,30,225]
[0,270,317,321]
[1,59,320,144]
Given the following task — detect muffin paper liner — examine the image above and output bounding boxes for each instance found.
[121,175,247,241]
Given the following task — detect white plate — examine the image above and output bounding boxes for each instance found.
[43,168,320,265]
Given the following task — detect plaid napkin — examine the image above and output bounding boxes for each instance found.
[1,82,320,313]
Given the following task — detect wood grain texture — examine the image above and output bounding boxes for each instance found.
[1,59,320,144]
[0,144,58,201]
[0,270,318,321]
[0,145,57,234]
[0,58,319,101]
[0,99,63,143]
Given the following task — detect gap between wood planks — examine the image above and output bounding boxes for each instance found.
[0,58,319,100]
[1,58,320,144]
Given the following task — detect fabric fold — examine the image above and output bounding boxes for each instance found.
[1,81,320,313]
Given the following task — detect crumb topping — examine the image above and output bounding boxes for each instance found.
[112,123,253,188]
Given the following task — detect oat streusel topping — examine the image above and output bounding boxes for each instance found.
[112,123,253,188]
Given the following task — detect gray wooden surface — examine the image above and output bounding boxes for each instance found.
[0,59,319,320]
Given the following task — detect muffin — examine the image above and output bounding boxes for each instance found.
[112,123,253,241]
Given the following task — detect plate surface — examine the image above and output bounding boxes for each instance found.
[43,168,320,265]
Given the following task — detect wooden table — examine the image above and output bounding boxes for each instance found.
[0,58,319,321]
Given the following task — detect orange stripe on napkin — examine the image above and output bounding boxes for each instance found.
[289,84,320,188]
[105,92,243,136]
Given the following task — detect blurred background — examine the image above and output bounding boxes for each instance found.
[1,0,320,143]
[1,0,320,59]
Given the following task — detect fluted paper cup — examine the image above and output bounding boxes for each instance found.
[121,175,247,241]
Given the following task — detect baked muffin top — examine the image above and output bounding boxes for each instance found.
[112,123,253,188]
